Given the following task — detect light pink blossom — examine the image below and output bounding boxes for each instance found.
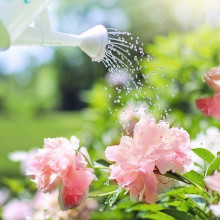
[119,101,148,135]
[196,67,220,120]
[33,190,98,220]
[0,188,9,206]
[9,149,37,174]
[205,172,220,194]
[105,117,191,203]
[106,69,131,87]
[210,203,220,217]
[27,136,94,210]
[2,199,32,220]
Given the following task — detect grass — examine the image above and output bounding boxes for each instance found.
[0,111,85,177]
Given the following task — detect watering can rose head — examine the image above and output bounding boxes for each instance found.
[196,66,220,120]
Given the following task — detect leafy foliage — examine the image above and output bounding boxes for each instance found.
[206,156,220,176]
[192,148,215,164]
[2,22,220,220]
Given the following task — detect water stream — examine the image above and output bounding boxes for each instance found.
[102,28,175,124]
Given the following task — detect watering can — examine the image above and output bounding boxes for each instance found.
[0,0,109,61]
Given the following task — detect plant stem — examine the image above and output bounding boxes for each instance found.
[89,191,115,197]
[92,166,111,170]
[154,170,212,196]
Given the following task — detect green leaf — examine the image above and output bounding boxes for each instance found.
[178,198,193,212]
[166,186,210,201]
[2,178,25,194]
[106,187,122,208]
[191,206,209,220]
[192,148,215,163]
[161,209,196,220]
[138,211,175,220]
[164,171,188,183]
[206,156,220,176]
[183,170,205,189]
[163,200,182,207]
[115,200,134,210]
[177,198,209,220]
[95,159,111,167]
[126,204,164,212]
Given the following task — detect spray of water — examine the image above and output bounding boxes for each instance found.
[101,28,175,124]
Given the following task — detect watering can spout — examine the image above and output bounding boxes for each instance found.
[13,25,109,62]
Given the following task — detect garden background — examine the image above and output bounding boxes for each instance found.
[1,0,220,219]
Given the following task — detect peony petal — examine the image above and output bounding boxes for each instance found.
[59,169,94,210]
[210,203,220,217]
[196,93,220,120]
[204,67,220,92]
[142,171,158,203]
[105,136,134,163]
[205,172,220,194]
[70,136,80,150]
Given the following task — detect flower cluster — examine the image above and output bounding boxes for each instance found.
[26,136,94,210]
[23,116,192,213]
[105,116,191,203]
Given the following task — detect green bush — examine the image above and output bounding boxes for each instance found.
[86,26,220,141]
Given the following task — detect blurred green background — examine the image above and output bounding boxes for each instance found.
[1,0,220,179]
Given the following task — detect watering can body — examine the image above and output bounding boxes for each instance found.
[0,0,51,50]
[0,0,108,61]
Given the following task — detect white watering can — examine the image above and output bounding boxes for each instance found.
[0,0,109,61]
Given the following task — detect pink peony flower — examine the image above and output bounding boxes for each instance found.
[26,136,94,210]
[196,67,220,120]
[105,117,191,203]
[2,199,32,220]
[205,172,220,194]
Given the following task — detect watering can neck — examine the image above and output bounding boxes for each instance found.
[14,27,82,47]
